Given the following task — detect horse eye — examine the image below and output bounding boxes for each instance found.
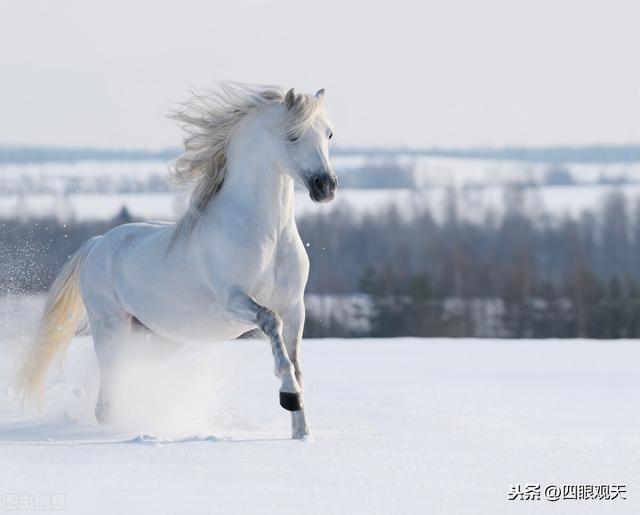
[288,135,299,143]
[328,132,333,140]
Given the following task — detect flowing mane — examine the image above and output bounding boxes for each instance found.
[169,83,322,240]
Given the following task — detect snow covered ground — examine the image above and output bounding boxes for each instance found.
[1,330,639,514]
[3,156,640,191]
[3,157,640,224]
[2,183,639,224]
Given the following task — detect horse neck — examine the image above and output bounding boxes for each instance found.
[205,134,295,232]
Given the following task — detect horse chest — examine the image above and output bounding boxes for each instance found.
[252,236,307,307]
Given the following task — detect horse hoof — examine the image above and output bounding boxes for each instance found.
[95,402,112,425]
[292,428,313,441]
[95,410,111,425]
[279,391,303,411]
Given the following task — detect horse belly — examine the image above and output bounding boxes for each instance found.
[122,287,253,343]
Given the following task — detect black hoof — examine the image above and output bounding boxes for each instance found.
[279,391,303,411]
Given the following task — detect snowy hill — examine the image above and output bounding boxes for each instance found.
[3,155,640,223]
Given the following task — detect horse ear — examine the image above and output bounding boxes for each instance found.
[315,88,325,101]
[285,88,297,110]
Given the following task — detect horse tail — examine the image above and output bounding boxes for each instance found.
[19,237,100,404]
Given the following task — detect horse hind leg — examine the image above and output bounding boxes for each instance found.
[85,307,132,425]
[131,317,184,358]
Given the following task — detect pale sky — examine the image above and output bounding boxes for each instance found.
[0,0,639,149]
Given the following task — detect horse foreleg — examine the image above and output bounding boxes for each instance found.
[282,302,311,439]
[226,288,303,417]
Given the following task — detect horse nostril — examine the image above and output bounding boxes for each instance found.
[313,176,324,191]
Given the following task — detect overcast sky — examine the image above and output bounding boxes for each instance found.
[0,0,639,149]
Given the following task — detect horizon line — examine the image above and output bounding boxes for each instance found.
[2,143,640,164]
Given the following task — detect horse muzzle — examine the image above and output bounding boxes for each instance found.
[308,173,337,203]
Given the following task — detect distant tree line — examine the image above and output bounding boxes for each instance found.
[299,189,640,338]
[337,162,416,189]
[0,208,135,293]
[2,191,640,339]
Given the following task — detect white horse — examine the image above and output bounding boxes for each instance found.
[20,84,337,439]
